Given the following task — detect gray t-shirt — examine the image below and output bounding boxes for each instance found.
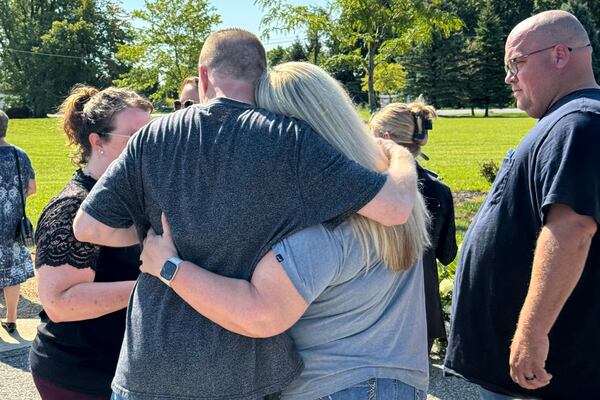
[81,97,386,400]
[272,222,429,400]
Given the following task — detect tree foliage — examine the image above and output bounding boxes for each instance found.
[401,32,467,108]
[362,62,406,95]
[0,0,131,117]
[560,0,600,80]
[465,0,512,116]
[258,0,462,110]
[287,40,308,61]
[115,0,220,103]
[257,0,331,65]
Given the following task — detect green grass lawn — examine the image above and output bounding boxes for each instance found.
[420,114,535,191]
[7,114,536,229]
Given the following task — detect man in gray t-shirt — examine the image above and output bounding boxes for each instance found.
[74,29,418,400]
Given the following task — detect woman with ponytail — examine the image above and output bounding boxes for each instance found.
[30,85,152,399]
[370,101,458,353]
[139,62,431,399]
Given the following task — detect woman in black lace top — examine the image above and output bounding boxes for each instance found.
[30,85,152,399]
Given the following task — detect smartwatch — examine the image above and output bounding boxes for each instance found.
[159,257,183,286]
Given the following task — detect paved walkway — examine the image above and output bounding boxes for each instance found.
[0,318,478,400]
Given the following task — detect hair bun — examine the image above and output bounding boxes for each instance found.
[73,86,99,112]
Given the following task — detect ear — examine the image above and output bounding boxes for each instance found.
[88,132,104,153]
[553,44,570,69]
[199,65,210,98]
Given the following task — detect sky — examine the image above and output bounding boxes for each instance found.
[121,0,328,49]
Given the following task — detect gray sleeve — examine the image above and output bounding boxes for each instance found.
[295,123,386,228]
[80,134,143,229]
[271,224,342,304]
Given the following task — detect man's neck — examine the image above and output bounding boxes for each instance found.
[545,78,600,116]
[211,88,255,105]
[208,78,256,106]
[0,138,8,146]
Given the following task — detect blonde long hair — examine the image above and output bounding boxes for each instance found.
[256,62,430,271]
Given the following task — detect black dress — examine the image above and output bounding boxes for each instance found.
[417,164,457,348]
[29,170,141,396]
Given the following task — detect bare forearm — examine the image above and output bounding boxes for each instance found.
[509,205,596,389]
[358,146,417,226]
[385,147,417,216]
[170,263,272,338]
[517,222,593,336]
[73,209,139,247]
[44,281,135,322]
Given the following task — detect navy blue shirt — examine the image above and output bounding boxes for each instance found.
[445,89,600,399]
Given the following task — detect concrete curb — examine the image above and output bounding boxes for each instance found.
[0,318,38,354]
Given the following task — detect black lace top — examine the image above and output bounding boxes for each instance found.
[30,170,141,396]
[35,170,101,269]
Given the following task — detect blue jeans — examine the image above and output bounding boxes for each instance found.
[478,386,536,400]
[112,391,281,400]
[318,378,425,399]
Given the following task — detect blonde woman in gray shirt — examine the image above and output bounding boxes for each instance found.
[141,62,430,400]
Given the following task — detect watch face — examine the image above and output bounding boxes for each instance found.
[160,260,177,281]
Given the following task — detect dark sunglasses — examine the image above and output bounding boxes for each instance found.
[173,99,195,110]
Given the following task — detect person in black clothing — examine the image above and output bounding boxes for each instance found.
[30,85,152,399]
[370,101,457,352]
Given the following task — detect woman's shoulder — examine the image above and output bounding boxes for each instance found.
[418,167,452,195]
[38,176,89,226]
[2,144,31,159]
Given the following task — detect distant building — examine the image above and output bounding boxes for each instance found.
[379,94,398,108]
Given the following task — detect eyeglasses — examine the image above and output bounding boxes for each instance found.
[504,43,591,77]
[100,132,136,139]
[173,99,195,110]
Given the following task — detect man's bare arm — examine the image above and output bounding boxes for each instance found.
[357,141,417,226]
[73,209,139,247]
[509,203,597,390]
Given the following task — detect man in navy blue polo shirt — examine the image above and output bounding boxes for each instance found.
[445,10,600,400]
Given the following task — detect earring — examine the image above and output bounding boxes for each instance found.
[100,150,104,155]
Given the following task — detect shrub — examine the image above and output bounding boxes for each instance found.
[4,106,33,119]
[479,160,499,184]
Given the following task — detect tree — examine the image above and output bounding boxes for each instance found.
[401,32,467,108]
[466,0,512,116]
[335,0,463,111]
[490,0,534,38]
[560,0,600,80]
[362,62,406,95]
[287,39,308,61]
[257,0,331,65]
[322,49,367,104]
[0,0,130,117]
[115,0,221,103]
[267,45,287,67]
[258,0,462,111]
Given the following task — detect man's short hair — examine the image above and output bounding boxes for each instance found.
[199,29,266,84]
[0,110,8,138]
